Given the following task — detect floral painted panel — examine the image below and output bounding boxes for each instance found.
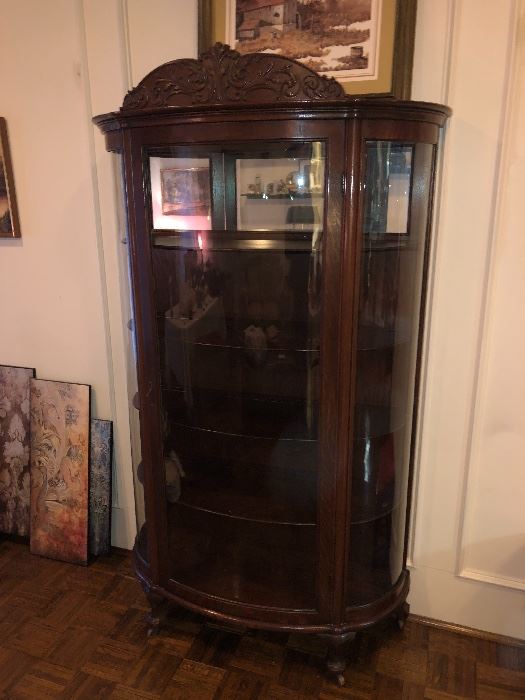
[30,378,90,564]
[0,365,35,536]
[89,419,113,556]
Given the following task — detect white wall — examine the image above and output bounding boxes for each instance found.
[0,0,198,548]
[1,0,524,640]
[409,0,525,638]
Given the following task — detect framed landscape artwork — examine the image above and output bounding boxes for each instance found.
[198,0,416,97]
[30,379,91,565]
[0,118,21,238]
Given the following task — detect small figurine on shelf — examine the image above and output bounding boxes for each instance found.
[276,179,287,194]
[244,325,267,366]
[286,171,300,193]
[266,182,274,196]
[179,282,197,320]
[265,324,280,344]
[165,450,185,503]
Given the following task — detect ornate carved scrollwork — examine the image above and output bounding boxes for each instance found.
[122,43,345,111]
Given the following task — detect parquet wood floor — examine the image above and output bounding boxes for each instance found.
[0,540,524,699]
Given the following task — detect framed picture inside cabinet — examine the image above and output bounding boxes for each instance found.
[0,118,21,238]
[149,155,213,231]
[198,0,416,98]
[160,167,211,217]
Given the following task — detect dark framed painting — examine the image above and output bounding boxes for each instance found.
[198,0,416,98]
[30,378,91,565]
[0,118,21,238]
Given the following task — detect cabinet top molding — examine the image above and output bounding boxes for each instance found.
[93,45,450,139]
[122,43,345,111]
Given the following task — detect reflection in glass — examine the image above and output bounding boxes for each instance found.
[149,142,326,234]
[236,148,325,231]
[364,143,412,236]
[149,141,325,608]
[347,142,434,606]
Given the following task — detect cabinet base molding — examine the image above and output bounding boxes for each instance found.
[135,552,410,682]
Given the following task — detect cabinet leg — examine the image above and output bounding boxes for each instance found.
[395,601,410,631]
[143,586,170,637]
[322,632,356,687]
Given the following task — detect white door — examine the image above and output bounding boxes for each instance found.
[408,0,525,639]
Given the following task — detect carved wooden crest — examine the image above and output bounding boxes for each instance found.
[122,43,345,111]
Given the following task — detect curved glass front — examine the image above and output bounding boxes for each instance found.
[346,141,435,607]
[149,141,326,609]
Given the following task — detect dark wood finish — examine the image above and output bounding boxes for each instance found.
[94,49,449,685]
[324,632,357,687]
[1,541,525,698]
[121,43,344,112]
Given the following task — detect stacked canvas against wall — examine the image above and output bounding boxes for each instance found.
[0,365,113,564]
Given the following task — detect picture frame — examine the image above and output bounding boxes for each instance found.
[30,378,91,565]
[160,166,211,217]
[197,0,416,98]
[0,118,21,238]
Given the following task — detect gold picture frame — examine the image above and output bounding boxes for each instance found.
[0,118,21,238]
[198,0,416,98]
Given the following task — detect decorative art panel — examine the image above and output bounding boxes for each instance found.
[0,365,35,536]
[89,419,113,556]
[30,379,90,564]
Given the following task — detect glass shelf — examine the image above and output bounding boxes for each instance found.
[174,456,317,525]
[350,425,408,524]
[357,323,411,350]
[167,503,318,609]
[169,421,317,467]
[163,387,318,441]
[362,237,414,252]
[152,230,316,252]
[157,311,318,350]
[161,356,318,401]
[346,505,405,607]
[241,192,323,200]
[354,404,405,439]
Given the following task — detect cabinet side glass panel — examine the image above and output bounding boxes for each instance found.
[347,142,434,607]
[115,154,148,563]
[149,141,326,610]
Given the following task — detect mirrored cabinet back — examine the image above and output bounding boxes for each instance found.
[94,44,450,686]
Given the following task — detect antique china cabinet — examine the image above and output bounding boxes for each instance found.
[94,44,449,684]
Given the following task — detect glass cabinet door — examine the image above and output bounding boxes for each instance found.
[147,141,326,609]
[347,141,435,606]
